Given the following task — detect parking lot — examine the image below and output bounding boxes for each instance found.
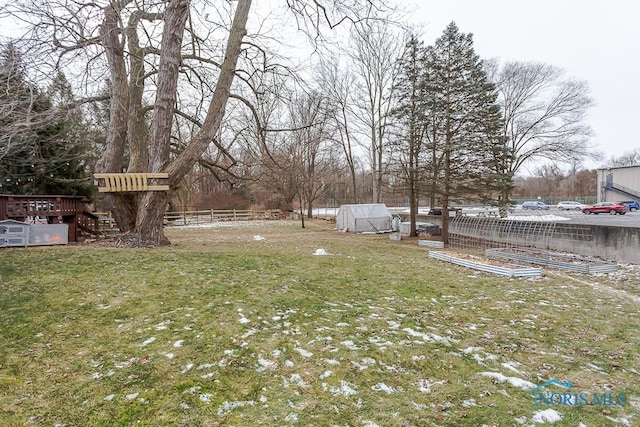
[509,207,640,227]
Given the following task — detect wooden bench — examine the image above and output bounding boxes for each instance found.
[94,173,170,193]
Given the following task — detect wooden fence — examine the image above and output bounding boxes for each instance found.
[94,209,284,230]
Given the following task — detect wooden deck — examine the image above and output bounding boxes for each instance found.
[0,195,100,242]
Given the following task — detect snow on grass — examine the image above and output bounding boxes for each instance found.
[320,370,333,379]
[253,235,266,241]
[173,340,184,348]
[313,248,329,256]
[199,393,214,403]
[103,394,115,401]
[403,327,457,346]
[217,400,256,416]
[257,357,278,371]
[140,336,156,346]
[124,392,139,401]
[417,378,447,393]
[480,372,535,391]
[605,415,634,426]
[293,347,313,357]
[532,408,562,423]
[462,399,477,408]
[284,412,299,422]
[284,373,309,388]
[340,340,360,350]
[501,361,526,375]
[371,382,395,394]
[326,380,358,398]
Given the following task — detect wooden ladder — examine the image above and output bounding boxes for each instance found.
[94,173,170,193]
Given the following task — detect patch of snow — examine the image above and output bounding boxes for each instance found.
[371,382,395,394]
[363,422,381,427]
[502,361,525,375]
[480,372,535,391]
[140,337,156,347]
[284,412,298,422]
[313,248,329,256]
[324,358,340,366]
[403,327,457,346]
[284,374,309,388]
[181,363,194,373]
[103,394,115,401]
[217,400,256,416]
[199,393,214,403]
[329,380,358,398]
[605,416,633,426]
[125,392,139,401]
[239,316,251,324]
[417,378,447,393]
[340,340,360,350]
[532,409,562,423]
[462,399,477,408]
[257,357,278,371]
[284,360,295,368]
[164,353,175,359]
[253,235,266,240]
[294,347,313,357]
[241,328,258,339]
[173,340,184,348]
[320,370,333,379]
[514,416,528,425]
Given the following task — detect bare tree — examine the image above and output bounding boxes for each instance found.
[491,61,595,203]
[608,148,640,167]
[349,19,403,203]
[318,58,360,203]
[2,0,389,244]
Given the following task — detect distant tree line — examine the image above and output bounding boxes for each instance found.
[0,0,598,243]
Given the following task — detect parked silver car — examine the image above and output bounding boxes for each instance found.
[557,201,585,211]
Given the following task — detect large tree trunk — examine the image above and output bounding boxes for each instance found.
[134,0,252,245]
[96,0,135,232]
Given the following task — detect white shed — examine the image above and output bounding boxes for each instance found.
[336,204,392,233]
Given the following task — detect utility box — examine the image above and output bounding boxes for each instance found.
[0,220,29,247]
[28,224,69,246]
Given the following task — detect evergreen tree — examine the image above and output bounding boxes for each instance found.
[391,35,429,237]
[0,44,94,198]
[424,22,507,242]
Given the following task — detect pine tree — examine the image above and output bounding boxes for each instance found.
[0,45,94,198]
[425,22,507,242]
[391,35,429,237]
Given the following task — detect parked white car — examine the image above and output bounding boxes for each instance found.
[557,201,586,211]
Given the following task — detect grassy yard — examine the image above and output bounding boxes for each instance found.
[1,220,639,426]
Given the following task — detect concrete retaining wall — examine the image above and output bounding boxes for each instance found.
[414,214,640,264]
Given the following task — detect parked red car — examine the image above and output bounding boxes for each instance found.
[581,202,629,215]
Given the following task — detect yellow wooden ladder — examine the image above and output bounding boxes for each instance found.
[94,173,170,193]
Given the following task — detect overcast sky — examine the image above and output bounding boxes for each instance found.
[406,0,639,169]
